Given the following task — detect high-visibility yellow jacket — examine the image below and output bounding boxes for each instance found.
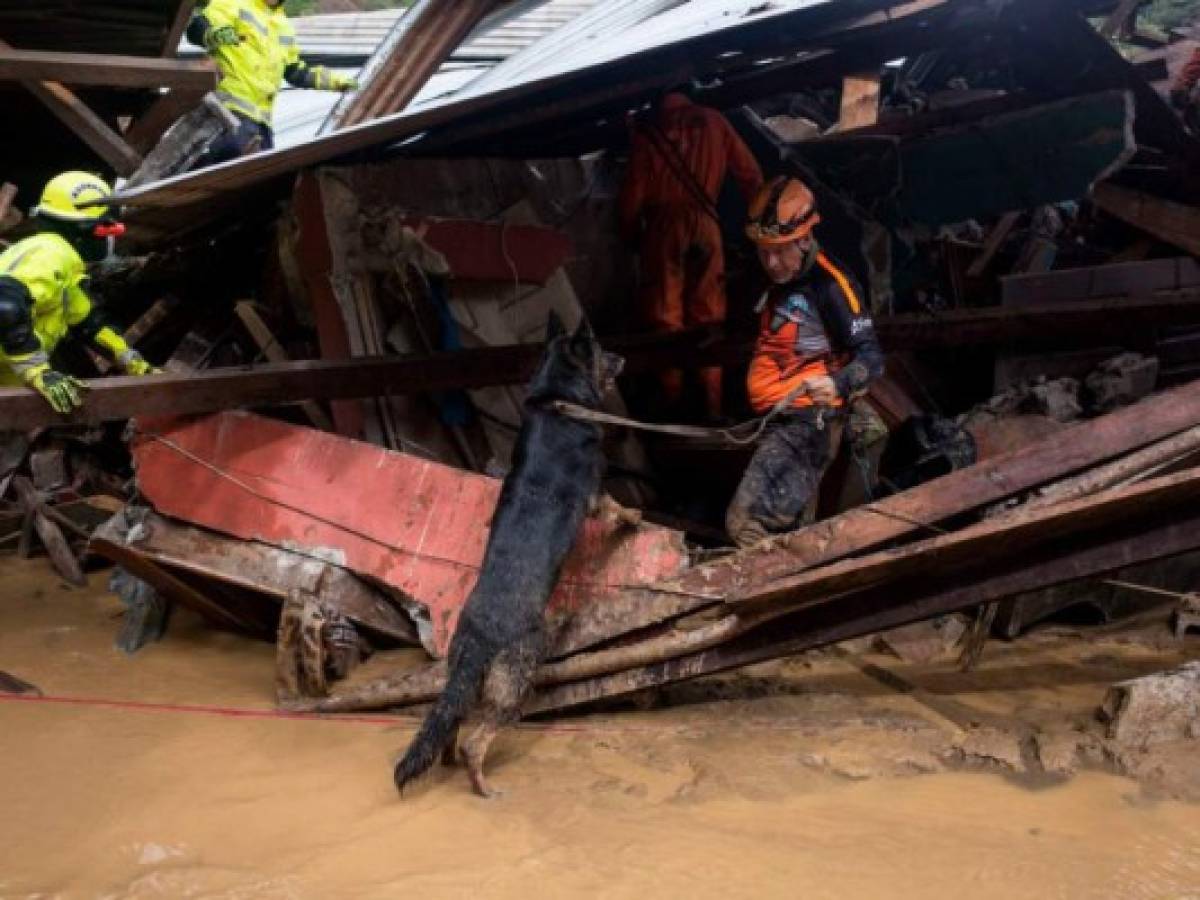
[193,0,346,126]
[0,233,93,386]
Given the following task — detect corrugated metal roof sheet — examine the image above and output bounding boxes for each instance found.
[274,64,486,147]
[269,0,597,145]
[275,0,597,63]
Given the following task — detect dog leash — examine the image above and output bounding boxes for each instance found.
[548,383,831,448]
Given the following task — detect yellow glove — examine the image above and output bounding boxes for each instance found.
[23,364,89,414]
[317,71,359,92]
[117,350,160,376]
[94,326,159,375]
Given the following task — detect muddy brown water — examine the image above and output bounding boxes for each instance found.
[1,557,1199,899]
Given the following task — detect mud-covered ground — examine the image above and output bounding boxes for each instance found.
[1,556,1198,899]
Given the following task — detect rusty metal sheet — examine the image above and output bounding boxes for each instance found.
[131,411,687,656]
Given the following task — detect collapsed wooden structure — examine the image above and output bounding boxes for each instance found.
[2,0,1200,723]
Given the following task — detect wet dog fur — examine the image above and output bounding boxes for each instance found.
[393,313,624,798]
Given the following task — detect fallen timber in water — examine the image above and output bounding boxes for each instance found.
[293,377,1200,716]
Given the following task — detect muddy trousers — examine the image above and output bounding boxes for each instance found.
[192,113,274,172]
[725,408,839,548]
[638,206,726,417]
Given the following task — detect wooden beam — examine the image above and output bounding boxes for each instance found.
[541,371,1200,657]
[0,335,662,431]
[23,79,143,176]
[0,40,141,176]
[162,1,199,57]
[836,71,881,130]
[0,49,217,90]
[966,210,1020,280]
[877,291,1200,349]
[333,0,502,129]
[4,284,1200,429]
[527,507,1200,716]
[730,465,1200,611]
[1093,182,1200,258]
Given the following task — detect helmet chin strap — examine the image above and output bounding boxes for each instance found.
[797,238,821,279]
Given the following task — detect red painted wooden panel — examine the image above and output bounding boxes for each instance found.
[132,411,686,656]
[404,217,573,285]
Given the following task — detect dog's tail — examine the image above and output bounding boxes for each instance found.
[394,627,495,793]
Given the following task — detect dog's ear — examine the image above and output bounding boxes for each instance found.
[572,317,596,344]
[570,317,596,358]
[546,310,567,342]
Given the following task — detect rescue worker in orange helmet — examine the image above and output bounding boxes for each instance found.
[618,90,763,419]
[725,176,884,548]
[0,172,159,414]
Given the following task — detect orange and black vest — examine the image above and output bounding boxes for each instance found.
[746,253,883,414]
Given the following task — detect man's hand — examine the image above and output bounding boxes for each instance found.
[332,75,360,92]
[26,367,89,414]
[801,375,840,406]
[207,25,242,49]
[117,350,160,377]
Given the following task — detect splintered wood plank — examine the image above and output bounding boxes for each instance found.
[837,72,881,130]
[1093,182,1200,258]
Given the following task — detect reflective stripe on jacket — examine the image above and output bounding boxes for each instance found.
[202,0,299,125]
[0,233,91,356]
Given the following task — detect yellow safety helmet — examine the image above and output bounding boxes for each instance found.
[33,171,114,224]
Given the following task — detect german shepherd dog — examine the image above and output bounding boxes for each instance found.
[393,313,625,797]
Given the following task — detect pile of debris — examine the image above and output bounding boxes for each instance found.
[0,0,1198,773]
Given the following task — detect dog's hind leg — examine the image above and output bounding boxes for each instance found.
[462,641,540,798]
[441,723,460,767]
[462,714,503,798]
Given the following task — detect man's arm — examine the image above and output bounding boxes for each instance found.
[185,0,239,51]
[819,271,884,400]
[66,284,156,376]
[281,28,357,92]
[0,277,89,412]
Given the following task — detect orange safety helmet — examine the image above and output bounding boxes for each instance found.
[745,175,821,245]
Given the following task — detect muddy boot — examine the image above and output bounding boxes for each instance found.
[110,568,173,654]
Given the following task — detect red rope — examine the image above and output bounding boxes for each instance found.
[0,692,671,734]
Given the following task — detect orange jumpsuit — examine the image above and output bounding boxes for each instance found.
[1173,46,1200,107]
[618,93,763,415]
